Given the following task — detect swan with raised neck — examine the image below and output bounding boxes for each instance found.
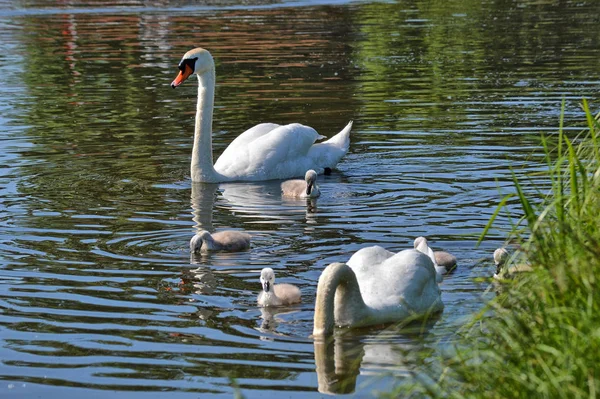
[257,268,302,307]
[171,47,353,183]
[281,169,321,198]
[493,247,532,279]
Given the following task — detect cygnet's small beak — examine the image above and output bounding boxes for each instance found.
[306,182,313,195]
[171,64,194,88]
[262,281,270,293]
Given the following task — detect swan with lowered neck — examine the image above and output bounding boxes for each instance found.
[171,47,353,183]
[313,249,443,337]
[493,247,532,279]
[189,229,250,253]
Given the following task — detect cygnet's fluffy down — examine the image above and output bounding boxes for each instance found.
[190,230,251,253]
[493,247,532,279]
[414,236,457,274]
[257,268,301,307]
[281,169,321,198]
[493,247,510,271]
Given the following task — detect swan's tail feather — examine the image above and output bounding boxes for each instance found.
[324,120,352,152]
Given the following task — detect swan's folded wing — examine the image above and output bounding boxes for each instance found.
[384,250,442,313]
[355,250,440,311]
[215,123,324,179]
[347,245,395,274]
[219,123,281,153]
[347,246,405,309]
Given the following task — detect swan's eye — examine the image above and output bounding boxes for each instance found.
[178,57,198,72]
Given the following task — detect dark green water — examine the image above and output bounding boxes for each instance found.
[1,0,599,397]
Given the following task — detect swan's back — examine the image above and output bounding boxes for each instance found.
[214,123,324,180]
[211,230,251,251]
[348,248,442,314]
[219,123,281,150]
[273,283,301,305]
[347,245,395,273]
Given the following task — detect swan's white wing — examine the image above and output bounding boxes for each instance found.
[382,250,441,312]
[214,123,325,180]
[218,123,281,153]
[347,246,395,276]
[356,250,442,314]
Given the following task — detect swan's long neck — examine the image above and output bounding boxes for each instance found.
[191,69,221,183]
[313,263,369,337]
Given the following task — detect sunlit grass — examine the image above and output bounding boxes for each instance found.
[388,101,600,398]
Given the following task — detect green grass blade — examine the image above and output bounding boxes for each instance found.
[477,193,515,246]
[582,98,599,161]
[565,136,580,214]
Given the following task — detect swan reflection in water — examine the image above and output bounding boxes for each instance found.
[191,182,220,232]
[314,317,441,395]
[258,306,441,395]
[220,181,319,225]
[191,180,320,232]
[183,265,217,296]
[258,307,304,337]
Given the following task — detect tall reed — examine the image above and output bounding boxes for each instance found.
[389,101,600,398]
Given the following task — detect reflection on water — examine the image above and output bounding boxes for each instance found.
[190,182,220,232]
[220,180,321,225]
[314,319,440,395]
[315,336,364,395]
[1,0,600,397]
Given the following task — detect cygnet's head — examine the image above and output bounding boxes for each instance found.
[304,170,318,195]
[260,267,275,293]
[171,47,214,88]
[493,247,510,275]
[414,236,428,249]
[190,230,213,252]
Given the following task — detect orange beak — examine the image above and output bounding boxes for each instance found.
[171,64,194,88]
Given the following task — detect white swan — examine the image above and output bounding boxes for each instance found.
[257,268,301,307]
[171,47,353,182]
[493,247,532,279]
[414,236,457,279]
[313,249,443,336]
[281,169,321,198]
[189,230,250,253]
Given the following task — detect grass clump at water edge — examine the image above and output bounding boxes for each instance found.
[387,101,600,398]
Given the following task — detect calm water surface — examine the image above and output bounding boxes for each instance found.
[1,0,600,397]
